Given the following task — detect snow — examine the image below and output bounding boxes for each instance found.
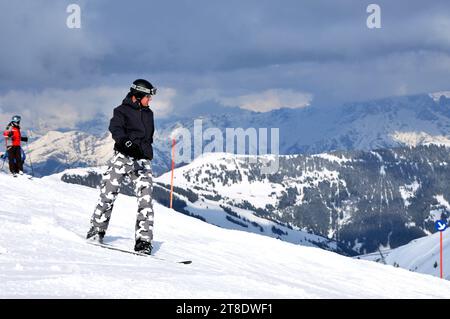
[435,195,450,211]
[399,181,420,207]
[181,196,335,250]
[429,91,450,102]
[370,151,383,162]
[157,152,283,209]
[428,210,444,224]
[391,131,450,147]
[359,230,450,281]
[422,195,450,228]
[1,173,450,298]
[43,166,107,182]
[380,165,386,176]
[28,130,114,168]
[157,152,345,212]
[312,153,351,165]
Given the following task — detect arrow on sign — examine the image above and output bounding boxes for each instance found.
[437,221,447,231]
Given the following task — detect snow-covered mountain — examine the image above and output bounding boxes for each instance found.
[1,172,450,298]
[158,91,450,155]
[429,91,450,102]
[26,130,170,177]
[26,131,114,176]
[358,229,450,280]
[155,147,450,255]
[19,91,450,177]
[390,131,450,147]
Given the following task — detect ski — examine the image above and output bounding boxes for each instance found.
[87,241,192,264]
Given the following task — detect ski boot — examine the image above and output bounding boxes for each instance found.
[134,239,152,255]
[86,227,105,244]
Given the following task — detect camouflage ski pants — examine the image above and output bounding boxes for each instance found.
[90,151,154,242]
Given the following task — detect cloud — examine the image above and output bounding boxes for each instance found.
[151,88,177,117]
[219,89,313,112]
[0,87,122,131]
[0,86,177,132]
[0,1,110,91]
[1,0,450,113]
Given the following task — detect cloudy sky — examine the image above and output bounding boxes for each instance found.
[1,0,450,129]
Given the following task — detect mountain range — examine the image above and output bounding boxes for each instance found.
[19,91,450,177]
[155,147,450,254]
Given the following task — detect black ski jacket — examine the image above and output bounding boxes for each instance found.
[109,96,155,160]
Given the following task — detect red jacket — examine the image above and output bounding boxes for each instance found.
[3,125,22,147]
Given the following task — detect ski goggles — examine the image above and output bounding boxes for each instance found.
[131,84,157,96]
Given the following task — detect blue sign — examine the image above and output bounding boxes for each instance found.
[435,220,448,232]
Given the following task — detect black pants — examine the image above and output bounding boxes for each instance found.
[7,146,23,174]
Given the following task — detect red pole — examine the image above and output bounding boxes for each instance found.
[170,138,175,209]
[440,231,443,279]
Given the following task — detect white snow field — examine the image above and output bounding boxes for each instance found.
[1,172,450,298]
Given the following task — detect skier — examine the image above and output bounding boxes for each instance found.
[86,79,157,255]
[3,115,28,176]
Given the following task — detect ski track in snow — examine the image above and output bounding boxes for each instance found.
[1,172,450,298]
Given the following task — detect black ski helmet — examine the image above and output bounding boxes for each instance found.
[130,79,156,99]
[11,115,21,124]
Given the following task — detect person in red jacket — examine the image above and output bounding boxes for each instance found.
[3,115,28,176]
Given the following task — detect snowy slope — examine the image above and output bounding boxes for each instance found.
[359,230,450,280]
[156,152,284,210]
[1,173,450,298]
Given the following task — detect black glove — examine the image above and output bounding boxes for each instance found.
[118,138,143,159]
[7,131,13,137]
[21,136,28,142]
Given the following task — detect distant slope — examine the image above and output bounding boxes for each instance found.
[358,230,450,280]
